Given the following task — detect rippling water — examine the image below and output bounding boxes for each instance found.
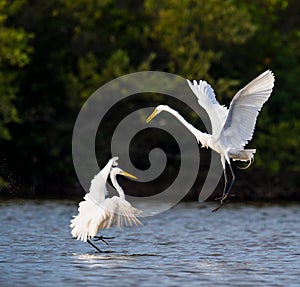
[0,199,299,286]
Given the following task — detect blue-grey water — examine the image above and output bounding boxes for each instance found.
[0,199,299,287]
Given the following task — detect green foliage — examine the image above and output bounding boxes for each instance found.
[0,0,300,197]
[145,0,255,78]
[0,0,33,140]
[255,120,300,188]
[0,0,33,189]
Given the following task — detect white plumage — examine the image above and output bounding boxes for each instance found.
[188,79,228,135]
[146,70,275,210]
[70,157,142,244]
[220,70,274,149]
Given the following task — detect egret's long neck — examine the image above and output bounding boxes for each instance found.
[163,107,209,148]
[110,172,125,199]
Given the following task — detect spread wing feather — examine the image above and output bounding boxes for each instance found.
[70,195,143,242]
[220,70,275,148]
[187,79,228,135]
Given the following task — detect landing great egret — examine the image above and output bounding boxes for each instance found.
[146,70,275,211]
[70,157,142,252]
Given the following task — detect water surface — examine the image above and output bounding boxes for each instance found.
[0,200,299,286]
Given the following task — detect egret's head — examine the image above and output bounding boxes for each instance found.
[146,105,168,123]
[111,167,137,180]
[111,156,119,167]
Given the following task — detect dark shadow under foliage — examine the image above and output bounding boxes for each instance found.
[1,0,300,200]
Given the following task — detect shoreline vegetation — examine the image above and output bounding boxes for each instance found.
[1,1,300,200]
[1,180,299,201]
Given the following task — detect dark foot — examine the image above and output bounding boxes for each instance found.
[93,236,115,245]
[211,204,222,212]
[211,196,227,213]
[87,239,102,253]
[212,193,233,212]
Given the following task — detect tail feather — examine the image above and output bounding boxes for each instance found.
[230,149,256,162]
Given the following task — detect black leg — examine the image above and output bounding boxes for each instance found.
[93,236,114,245]
[212,161,235,212]
[214,168,228,201]
[222,167,228,196]
[222,163,236,201]
[87,239,102,253]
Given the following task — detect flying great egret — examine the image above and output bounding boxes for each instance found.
[146,70,275,211]
[70,157,142,252]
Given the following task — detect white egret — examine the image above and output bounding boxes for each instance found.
[70,157,142,252]
[146,70,275,211]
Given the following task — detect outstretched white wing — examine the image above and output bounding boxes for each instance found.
[220,70,275,149]
[70,195,143,242]
[88,157,119,204]
[187,79,228,135]
[97,196,143,229]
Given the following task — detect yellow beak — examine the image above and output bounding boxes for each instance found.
[146,108,158,123]
[120,170,137,180]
